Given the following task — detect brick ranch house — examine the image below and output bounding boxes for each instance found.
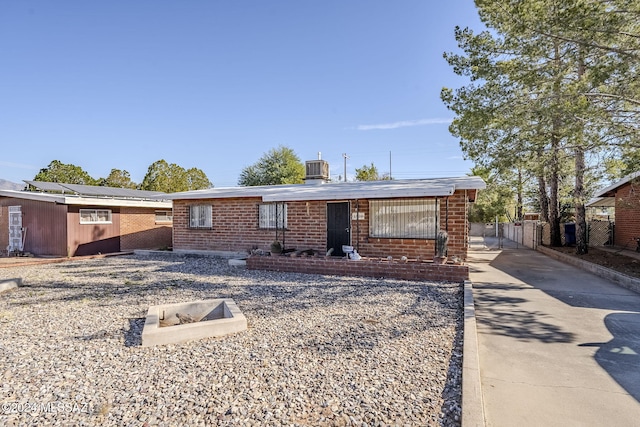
[591,171,640,251]
[0,182,173,257]
[164,164,485,268]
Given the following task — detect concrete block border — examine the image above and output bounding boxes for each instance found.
[141,298,247,347]
[537,246,640,295]
[462,280,486,427]
[0,278,22,294]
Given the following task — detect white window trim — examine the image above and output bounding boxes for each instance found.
[189,205,213,229]
[155,210,173,223]
[259,203,287,229]
[80,209,113,224]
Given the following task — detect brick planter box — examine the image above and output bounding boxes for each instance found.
[246,254,469,282]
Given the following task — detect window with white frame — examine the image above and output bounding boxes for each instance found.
[155,210,173,223]
[189,205,212,228]
[259,203,287,229]
[369,199,438,239]
[80,209,113,224]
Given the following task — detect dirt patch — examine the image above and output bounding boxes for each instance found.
[550,246,640,279]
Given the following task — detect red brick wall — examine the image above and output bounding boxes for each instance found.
[247,254,469,282]
[614,181,640,249]
[120,207,172,250]
[172,198,327,252]
[351,191,470,260]
[173,190,473,259]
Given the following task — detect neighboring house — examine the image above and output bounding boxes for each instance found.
[0,182,173,256]
[591,171,640,251]
[165,161,486,261]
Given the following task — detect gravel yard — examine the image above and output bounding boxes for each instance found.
[0,253,463,427]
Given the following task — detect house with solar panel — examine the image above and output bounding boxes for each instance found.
[0,181,173,257]
[163,160,486,265]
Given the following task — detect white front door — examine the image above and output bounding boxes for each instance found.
[8,206,23,252]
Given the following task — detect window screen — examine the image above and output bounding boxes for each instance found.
[369,199,437,238]
[189,205,212,228]
[259,203,287,229]
[155,210,173,223]
[79,209,112,224]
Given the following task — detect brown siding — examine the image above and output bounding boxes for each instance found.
[67,206,121,256]
[0,198,68,256]
[0,205,7,254]
[120,207,172,250]
[614,182,640,249]
[173,189,473,260]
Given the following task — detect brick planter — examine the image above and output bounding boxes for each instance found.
[246,254,469,282]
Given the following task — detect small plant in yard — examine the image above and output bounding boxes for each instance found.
[434,230,449,264]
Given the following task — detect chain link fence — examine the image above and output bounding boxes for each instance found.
[539,221,614,248]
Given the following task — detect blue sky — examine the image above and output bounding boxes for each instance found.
[1,1,485,187]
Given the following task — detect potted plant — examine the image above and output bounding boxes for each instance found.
[434,230,448,264]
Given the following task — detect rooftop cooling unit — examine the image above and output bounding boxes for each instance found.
[305,160,329,181]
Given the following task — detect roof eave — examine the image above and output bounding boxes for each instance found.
[594,171,640,198]
[262,186,456,202]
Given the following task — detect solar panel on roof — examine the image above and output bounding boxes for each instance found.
[23,180,71,192]
[22,180,167,199]
[59,183,166,199]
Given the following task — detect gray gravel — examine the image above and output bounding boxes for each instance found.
[0,253,462,426]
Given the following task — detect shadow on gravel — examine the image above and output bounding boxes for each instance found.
[124,318,145,347]
[440,305,463,426]
[11,254,460,308]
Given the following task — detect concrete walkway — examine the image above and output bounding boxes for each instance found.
[467,236,640,426]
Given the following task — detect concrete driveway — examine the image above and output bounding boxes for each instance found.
[468,236,640,426]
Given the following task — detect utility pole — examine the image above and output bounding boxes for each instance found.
[342,153,349,182]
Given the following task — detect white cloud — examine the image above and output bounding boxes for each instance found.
[0,161,39,170]
[356,117,453,131]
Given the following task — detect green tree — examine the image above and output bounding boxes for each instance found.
[355,163,380,181]
[140,160,212,193]
[238,145,305,186]
[33,160,96,185]
[185,167,213,190]
[442,0,640,254]
[467,166,515,223]
[97,169,137,189]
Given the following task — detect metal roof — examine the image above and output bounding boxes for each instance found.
[163,176,486,202]
[24,181,167,199]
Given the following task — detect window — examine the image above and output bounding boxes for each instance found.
[80,209,112,224]
[259,203,287,229]
[369,199,437,239]
[155,210,173,223]
[189,205,212,228]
